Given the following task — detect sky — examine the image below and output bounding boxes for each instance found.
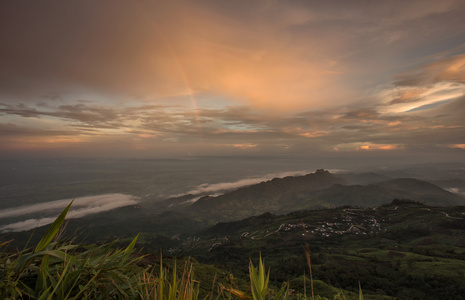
[1,0,464,163]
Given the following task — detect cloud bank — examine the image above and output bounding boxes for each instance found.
[182,170,313,196]
[0,193,139,233]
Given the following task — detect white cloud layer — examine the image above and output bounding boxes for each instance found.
[182,170,313,195]
[446,187,465,195]
[0,193,139,233]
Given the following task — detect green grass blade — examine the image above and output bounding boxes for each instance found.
[35,254,50,294]
[37,287,52,300]
[272,282,289,300]
[68,270,102,300]
[45,253,74,300]
[124,234,139,254]
[159,254,164,300]
[35,200,73,253]
[358,282,364,300]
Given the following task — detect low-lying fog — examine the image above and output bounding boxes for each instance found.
[1,157,464,233]
[0,194,139,232]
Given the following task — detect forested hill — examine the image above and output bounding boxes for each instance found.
[177,200,465,299]
[162,169,465,221]
[190,169,342,219]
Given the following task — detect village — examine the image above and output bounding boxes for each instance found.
[282,209,387,238]
[173,208,390,253]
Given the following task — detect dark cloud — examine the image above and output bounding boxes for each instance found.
[1,95,463,156]
[342,108,380,119]
[0,123,80,137]
[0,102,121,128]
[0,102,41,118]
[412,96,465,124]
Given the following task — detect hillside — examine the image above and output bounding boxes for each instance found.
[177,200,465,299]
[189,169,342,220]
[336,172,391,185]
[16,169,460,246]
[168,170,465,221]
[375,178,465,206]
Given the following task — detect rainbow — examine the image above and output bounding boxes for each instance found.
[134,1,203,137]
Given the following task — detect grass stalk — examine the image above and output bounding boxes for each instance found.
[304,243,314,300]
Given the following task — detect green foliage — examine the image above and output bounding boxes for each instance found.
[34,201,73,253]
[249,255,271,300]
[180,201,465,299]
[0,202,145,299]
[5,199,458,299]
[220,256,291,300]
[0,202,305,300]
[137,256,203,300]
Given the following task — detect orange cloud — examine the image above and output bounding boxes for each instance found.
[173,37,346,112]
[4,1,353,113]
[334,142,404,151]
[298,131,329,138]
[282,127,329,138]
[380,81,465,113]
[212,129,260,134]
[427,54,465,83]
[228,143,258,150]
[42,137,86,144]
[394,88,429,104]
[446,144,465,149]
[359,144,401,150]
[124,129,159,138]
[2,136,87,150]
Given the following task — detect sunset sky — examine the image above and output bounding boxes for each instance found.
[1,0,464,162]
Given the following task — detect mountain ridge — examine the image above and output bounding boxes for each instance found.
[162,169,465,221]
[189,169,343,220]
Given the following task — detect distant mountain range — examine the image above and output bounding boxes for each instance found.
[189,169,343,219]
[7,168,465,247]
[160,169,465,221]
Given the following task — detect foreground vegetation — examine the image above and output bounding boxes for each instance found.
[176,200,465,299]
[2,200,465,299]
[1,202,369,299]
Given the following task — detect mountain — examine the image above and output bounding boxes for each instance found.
[290,183,417,208]
[335,172,391,185]
[375,162,465,181]
[156,193,200,210]
[9,169,464,251]
[428,178,465,195]
[374,178,465,206]
[189,169,343,220]
[176,170,465,220]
